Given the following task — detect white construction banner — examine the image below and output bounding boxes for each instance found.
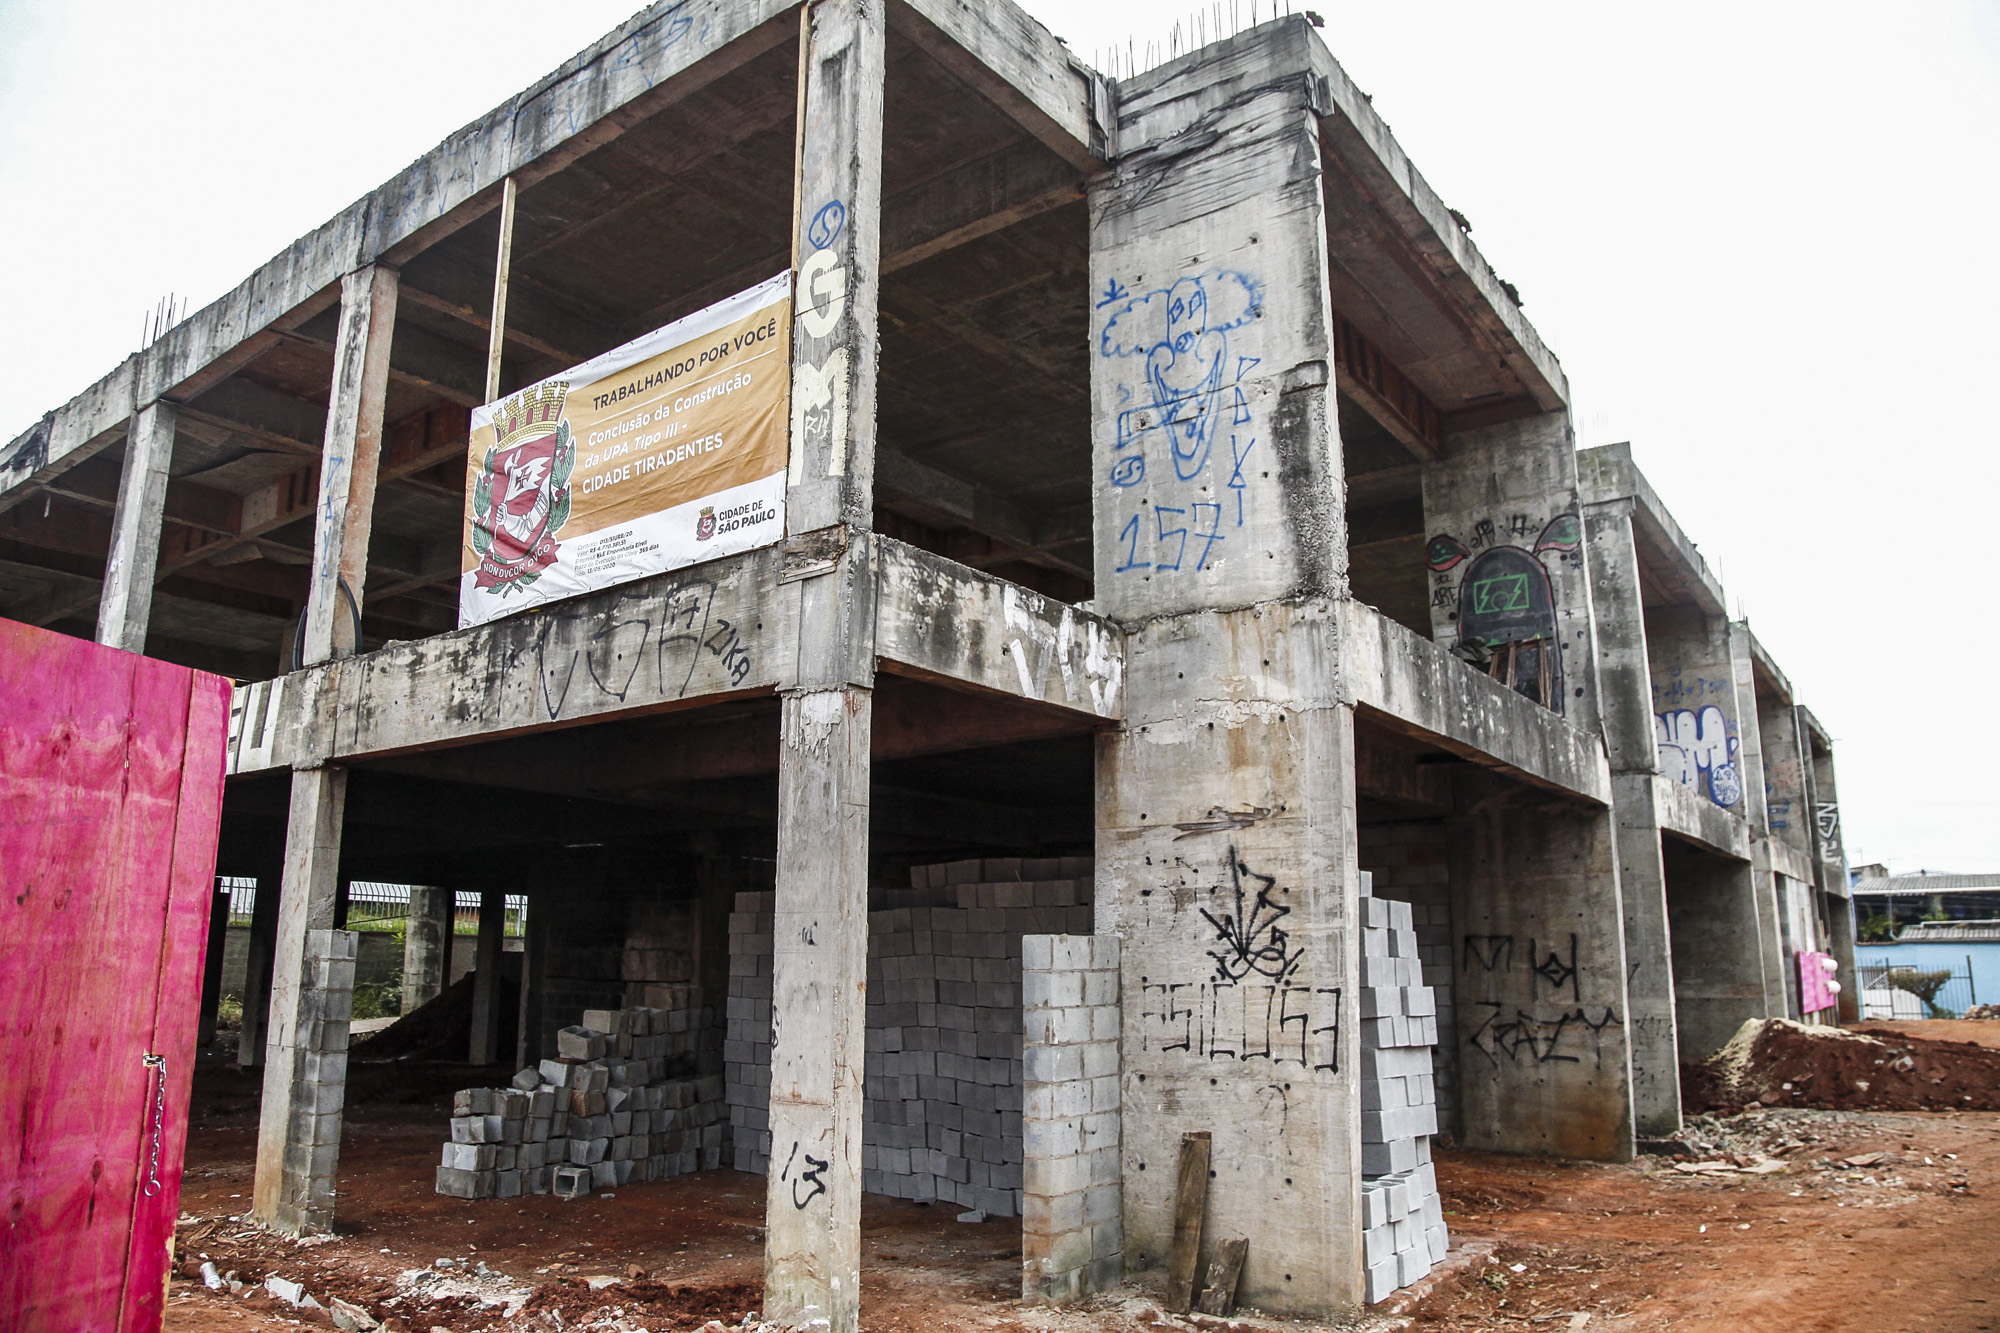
[458,272,791,628]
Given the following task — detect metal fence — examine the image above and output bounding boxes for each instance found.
[1858,956,1978,1019]
[218,879,526,937]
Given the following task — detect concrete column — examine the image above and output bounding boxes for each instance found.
[96,399,177,654]
[1446,775,1635,1161]
[1579,495,1680,1137]
[1801,716,1858,1021]
[1091,26,1361,1314]
[762,3,883,1329]
[515,888,541,1069]
[468,890,507,1065]
[402,885,451,1013]
[1422,411,1601,732]
[238,867,282,1068]
[252,765,357,1235]
[1726,623,1789,1016]
[302,263,398,666]
[197,882,232,1051]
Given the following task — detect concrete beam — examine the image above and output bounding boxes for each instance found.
[225,545,798,775]
[1655,775,1752,861]
[1342,601,1611,807]
[1301,29,1567,412]
[1,0,802,510]
[1577,444,1727,617]
[874,538,1121,719]
[890,0,1102,171]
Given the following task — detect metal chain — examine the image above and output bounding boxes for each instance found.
[141,1053,167,1197]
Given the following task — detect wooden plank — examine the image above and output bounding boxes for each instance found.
[1195,1237,1248,1316]
[1164,1131,1212,1314]
[485,176,518,404]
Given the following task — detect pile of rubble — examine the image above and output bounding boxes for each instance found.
[1682,1017,2000,1112]
[437,990,727,1199]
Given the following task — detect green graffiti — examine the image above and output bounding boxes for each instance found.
[1470,573,1531,614]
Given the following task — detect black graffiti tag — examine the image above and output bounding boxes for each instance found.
[1200,847,1302,984]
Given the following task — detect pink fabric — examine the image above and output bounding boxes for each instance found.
[0,618,231,1332]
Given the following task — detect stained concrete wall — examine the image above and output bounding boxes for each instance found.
[1089,21,1362,1313]
[1446,775,1633,1162]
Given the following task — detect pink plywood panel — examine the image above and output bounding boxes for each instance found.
[0,619,229,1333]
[1798,950,1838,1016]
[121,670,232,1333]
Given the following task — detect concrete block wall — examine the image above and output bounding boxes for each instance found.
[726,857,1094,1216]
[1358,822,1459,1138]
[1358,878,1450,1303]
[436,992,725,1199]
[1021,934,1122,1304]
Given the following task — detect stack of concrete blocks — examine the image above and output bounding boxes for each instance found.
[1357,821,1460,1136]
[1020,933,1122,1304]
[724,856,1094,1216]
[435,989,726,1199]
[1358,872,1450,1302]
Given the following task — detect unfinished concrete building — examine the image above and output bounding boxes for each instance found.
[0,0,1856,1321]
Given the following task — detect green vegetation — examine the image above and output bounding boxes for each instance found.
[1885,966,1957,1019]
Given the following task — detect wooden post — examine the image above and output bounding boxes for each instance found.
[95,399,177,654]
[1165,1131,1212,1313]
[301,264,398,667]
[485,176,517,404]
[468,890,506,1065]
[252,765,357,1235]
[762,5,884,1324]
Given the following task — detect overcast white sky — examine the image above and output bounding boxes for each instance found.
[1,2,1994,872]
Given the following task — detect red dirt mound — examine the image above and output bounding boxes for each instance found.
[1682,1017,2000,1113]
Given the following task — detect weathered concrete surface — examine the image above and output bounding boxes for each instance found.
[765,687,871,1331]
[1302,39,1565,414]
[1664,841,1770,1065]
[1341,601,1610,806]
[252,766,356,1236]
[1446,773,1634,1162]
[1726,622,1790,1018]
[1091,26,1361,1313]
[1423,410,1603,735]
[401,885,451,1014]
[94,400,177,653]
[1096,604,1361,1314]
[892,0,1101,169]
[1653,774,1752,860]
[1579,492,1678,1136]
[302,264,399,666]
[765,3,884,1328]
[873,538,1122,719]
[227,546,796,774]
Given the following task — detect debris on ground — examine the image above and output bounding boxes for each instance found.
[1680,1018,2000,1113]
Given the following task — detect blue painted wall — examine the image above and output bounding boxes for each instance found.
[1857,941,1999,1015]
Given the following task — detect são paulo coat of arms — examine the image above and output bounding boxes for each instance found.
[471,382,575,594]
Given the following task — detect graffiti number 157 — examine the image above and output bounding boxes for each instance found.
[1118,504,1225,574]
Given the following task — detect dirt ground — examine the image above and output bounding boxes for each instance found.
[167,1040,2000,1333]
